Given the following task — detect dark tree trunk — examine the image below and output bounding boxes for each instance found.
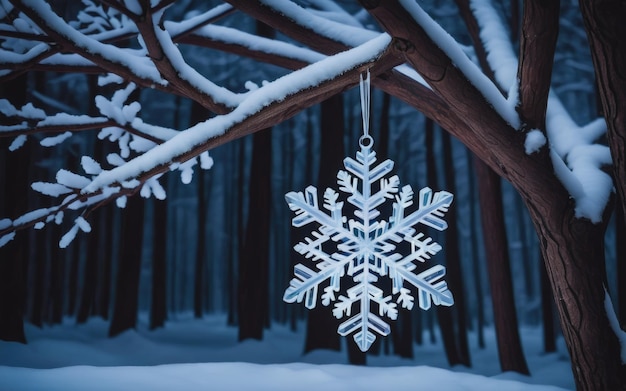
[76,74,101,325]
[96,204,114,320]
[617,203,626,329]
[48,224,65,325]
[150,195,168,330]
[226,140,241,327]
[525,193,624,390]
[76,208,101,324]
[425,118,461,366]
[29,229,46,328]
[191,102,209,319]
[466,150,485,349]
[515,194,534,312]
[579,0,626,226]
[303,95,344,354]
[108,195,145,337]
[441,131,470,367]
[474,157,530,374]
[67,239,80,316]
[237,128,272,341]
[540,252,556,353]
[0,75,28,343]
[194,169,207,319]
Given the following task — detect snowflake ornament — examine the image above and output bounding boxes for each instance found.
[283,72,454,352]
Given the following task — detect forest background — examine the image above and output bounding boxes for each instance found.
[0,0,624,388]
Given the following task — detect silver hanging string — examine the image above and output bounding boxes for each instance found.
[359,70,372,148]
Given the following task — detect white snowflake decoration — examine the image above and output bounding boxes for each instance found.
[283,71,453,352]
[283,133,455,352]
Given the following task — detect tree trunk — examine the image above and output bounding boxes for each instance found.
[96,204,114,320]
[441,131,471,367]
[76,208,100,324]
[150,195,168,330]
[579,0,626,225]
[540,252,556,353]
[237,128,272,341]
[474,157,530,374]
[108,195,145,337]
[76,74,101,325]
[617,203,626,328]
[466,150,485,349]
[29,228,46,328]
[48,224,65,325]
[191,101,209,320]
[303,95,344,354]
[194,169,207,319]
[524,193,625,389]
[0,75,28,343]
[425,118,461,366]
[66,238,80,317]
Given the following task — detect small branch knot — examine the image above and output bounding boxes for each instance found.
[392,38,415,53]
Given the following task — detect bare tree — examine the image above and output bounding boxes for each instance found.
[0,1,624,389]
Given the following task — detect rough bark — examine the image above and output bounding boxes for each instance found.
[579,0,626,226]
[525,195,624,390]
[361,3,625,388]
[516,0,560,131]
[618,203,626,328]
[540,252,556,353]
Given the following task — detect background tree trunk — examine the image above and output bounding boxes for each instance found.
[579,0,626,225]
[474,157,530,375]
[540,252,556,353]
[108,195,145,337]
[441,131,471,367]
[425,118,461,366]
[150,194,168,330]
[304,95,344,355]
[0,75,29,343]
[237,128,272,341]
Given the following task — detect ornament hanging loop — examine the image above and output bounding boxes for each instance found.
[359,69,372,148]
[359,134,373,148]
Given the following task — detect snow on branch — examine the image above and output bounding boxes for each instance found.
[0,33,394,247]
[135,7,242,112]
[398,0,520,129]
[83,34,393,194]
[14,0,165,85]
[468,0,612,222]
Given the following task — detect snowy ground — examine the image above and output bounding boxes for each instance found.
[0,314,574,390]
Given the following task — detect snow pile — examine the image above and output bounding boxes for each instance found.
[0,315,574,390]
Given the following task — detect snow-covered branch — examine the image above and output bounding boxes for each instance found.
[0,33,398,245]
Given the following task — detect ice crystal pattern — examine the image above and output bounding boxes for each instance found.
[283,137,454,352]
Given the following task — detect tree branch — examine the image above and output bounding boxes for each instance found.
[516,0,560,130]
[134,7,238,114]
[1,36,402,237]
[579,0,626,226]
[359,0,561,200]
